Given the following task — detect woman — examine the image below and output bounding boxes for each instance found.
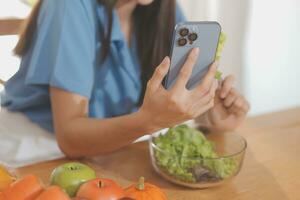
[0,0,249,158]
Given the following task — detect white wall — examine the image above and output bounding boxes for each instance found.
[245,0,300,115]
[0,0,29,83]
[0,36,20,81]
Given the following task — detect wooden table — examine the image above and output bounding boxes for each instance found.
[16,108,300,200]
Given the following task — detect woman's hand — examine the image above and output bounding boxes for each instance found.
[50,48,217,157]
[196,75,250,133]
[139,48,218,129]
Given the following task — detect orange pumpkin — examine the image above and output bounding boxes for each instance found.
[1,174,44,200]
[35,186,70,200]
[76,178,126,200]
[125,177,167,200]
[71,197,89,200]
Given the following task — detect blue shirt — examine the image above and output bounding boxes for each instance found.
[0,0,186,132]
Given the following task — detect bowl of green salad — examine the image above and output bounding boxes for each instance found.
[149,124,247,188]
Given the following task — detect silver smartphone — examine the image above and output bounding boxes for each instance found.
[164,22,221,90]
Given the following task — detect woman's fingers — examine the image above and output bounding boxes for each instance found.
[220,75,235,99]
[193,99,215,118]
[222,86,250,117]
[194,62,218,95]
[148,57,170,91]
[243,99,251,112]
[228,95,250,116]
[190,80,218,116]
[223,88,238,107]
[237,96,250,114]
[172,48,199,91]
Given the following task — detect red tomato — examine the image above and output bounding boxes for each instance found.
[77,178,125,200]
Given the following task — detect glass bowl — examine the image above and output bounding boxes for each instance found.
[149,127,247,188]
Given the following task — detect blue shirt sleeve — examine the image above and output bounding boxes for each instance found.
[25,0,96,99]
[175,2,187,23]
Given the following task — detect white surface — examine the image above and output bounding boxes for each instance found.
[245,0,300,115]
[0,108,64,168]
[0,0,30,18]
[0,35,20,81]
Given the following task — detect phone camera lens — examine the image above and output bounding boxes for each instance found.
[178,38,187,46]
[188,33,198,41]
[179,28,189,37]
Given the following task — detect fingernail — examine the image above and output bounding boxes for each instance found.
[162,57,169,65]
[220,92,225,98]
[193,48,200,56]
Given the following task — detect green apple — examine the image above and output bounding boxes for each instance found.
[50,162,96,197]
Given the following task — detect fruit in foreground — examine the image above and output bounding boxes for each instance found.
[77,178,126,200]
[50,162,96,197]
[0,165,16,191]
[35,186,70,200]
[71,197,89,200]
[1,175,43,199]
[125,177,167,200]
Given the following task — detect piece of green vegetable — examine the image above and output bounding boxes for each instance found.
[153,125,237,183]
[215,71,222,81]
[27,0,37,6]
[216,32,227,61]
[214,32,227,81]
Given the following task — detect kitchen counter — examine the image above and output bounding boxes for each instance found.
[16,108,300,200]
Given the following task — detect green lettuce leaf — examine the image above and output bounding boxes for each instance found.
[153,125,237,183]
[214,32,227,81]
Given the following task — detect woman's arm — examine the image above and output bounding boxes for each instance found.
[50,87,158,158]
[51,48,218,158]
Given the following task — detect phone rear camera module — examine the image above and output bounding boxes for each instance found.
[188,33,198,41]
[179,28,189,37]
[178,38,187,46]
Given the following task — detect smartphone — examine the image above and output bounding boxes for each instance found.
[164,22,221,90]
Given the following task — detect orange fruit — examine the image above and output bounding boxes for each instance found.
[1,174,44,200]
[0,165,15,191]
[76,178,126,200]
[125,177,167,200]
[35,186,70,200]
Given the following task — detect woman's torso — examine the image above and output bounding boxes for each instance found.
[0,0,185,132]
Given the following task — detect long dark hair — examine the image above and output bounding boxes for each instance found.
[14,0,175,103]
